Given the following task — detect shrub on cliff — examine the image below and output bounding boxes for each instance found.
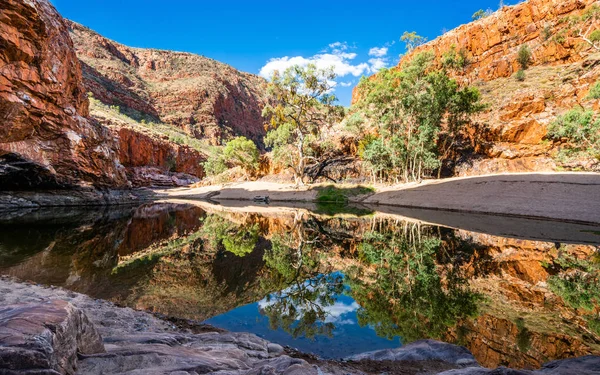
[587,81,600,99]
[515,69,526,82]
[442,46,469,72]
[472,9,493,21]
[548,107,600,162]
[517,45,532,70]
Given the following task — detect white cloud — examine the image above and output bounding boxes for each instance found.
[340,81,354,87]
[328,41,349,54]
[368,46,388,57]
[259,52,370,80]
[321,301,360,324]
[368,58,388,72]
[258,298,359,325]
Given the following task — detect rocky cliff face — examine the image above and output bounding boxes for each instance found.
[0,0,128,189]
[353,0,600,175]
[66,21,268,148]
[0,0,268,191]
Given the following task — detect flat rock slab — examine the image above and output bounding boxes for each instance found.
[348,339,478,367]
[438,355,600,374]
[0,300,104,374]
[364,173,600,225]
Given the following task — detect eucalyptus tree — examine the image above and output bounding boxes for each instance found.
[355,51,484,182]
[262,64,344,185]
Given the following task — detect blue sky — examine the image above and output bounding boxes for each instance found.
[52,0,523,106]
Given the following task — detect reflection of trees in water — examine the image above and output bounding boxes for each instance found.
[260,212,345,339]
[255,214,482,342]
[200,214,259,257]
[347,220,482,343]
[547,247,600,335]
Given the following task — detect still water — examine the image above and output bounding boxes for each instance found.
[1,202,599,369]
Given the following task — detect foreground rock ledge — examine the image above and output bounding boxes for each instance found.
[0,278,599,374]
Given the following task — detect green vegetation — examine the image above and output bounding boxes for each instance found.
[349,224,482,342]
[547,107,600,162]
[442,46,469,72]
[88,94,210,154]
[263,64,344,185]
[515,318,532,353]
[261,224,344,339]
[587,81,600,99]
[354,51,485,182]
[313,185,375,216]
[200,214,259,257]
[472,9,493,21]
[547,250,600,334]
[542,26,553,41]
[112,230,204,274]
[589,29,600,43]
[203,136,260,177]
[400,31,428,52]
[314,203,374,216]
[203,150,228,176]
[517,45,532,70]
[515,69,526,82]
[552,5,600,51]
[315,185,375,204]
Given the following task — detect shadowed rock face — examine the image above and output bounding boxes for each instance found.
[115,127,206,186]
[0,0,128,189]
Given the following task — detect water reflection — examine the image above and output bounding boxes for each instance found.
[349,223,481,343]
[0,203,599,368]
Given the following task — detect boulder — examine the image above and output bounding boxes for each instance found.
[0,300,104,374]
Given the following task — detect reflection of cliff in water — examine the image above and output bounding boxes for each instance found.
[0,203,599,369]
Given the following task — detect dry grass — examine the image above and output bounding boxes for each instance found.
[89,97,215,155]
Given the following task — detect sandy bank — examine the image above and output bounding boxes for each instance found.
[156,173,600,225]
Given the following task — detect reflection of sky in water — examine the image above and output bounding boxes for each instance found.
[204,274,402,359]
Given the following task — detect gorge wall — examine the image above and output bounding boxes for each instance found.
[66,21,268,148]
[0,0,128,189]
[0,0,271,189]
[353,0,600,175]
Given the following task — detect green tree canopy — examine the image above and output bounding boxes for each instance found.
[262,64,344,185]
[355,52,485,182]
[223,136,260,175]
[203,136,259,177]
[400,31,428,52]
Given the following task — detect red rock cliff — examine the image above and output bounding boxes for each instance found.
[66,21,268,148]
[352,0,600,175]
[0,0,128,188]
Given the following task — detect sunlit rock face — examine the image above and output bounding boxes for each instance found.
[66,21,268,148]
[0,0,128,189]
[352,0,600,175]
